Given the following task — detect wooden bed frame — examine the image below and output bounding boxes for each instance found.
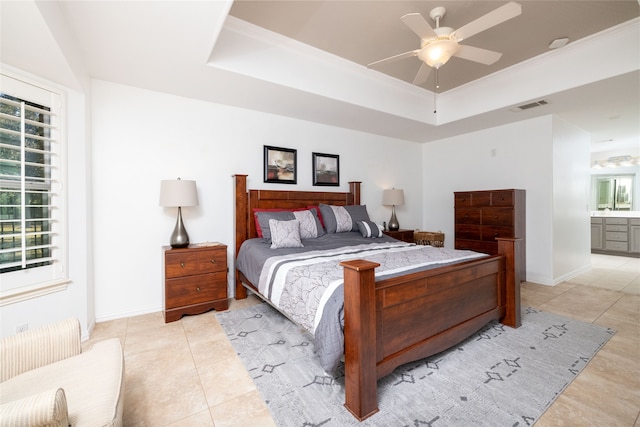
[233,174,522,421]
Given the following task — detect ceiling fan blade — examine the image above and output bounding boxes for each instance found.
[367,49,419,68]
[413,62,432,85]
[401,13,437,40]
[454,45,502,65]
[454,2,522,42]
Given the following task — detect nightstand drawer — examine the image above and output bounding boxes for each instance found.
[165,272,227,309]
[165,248,226,278]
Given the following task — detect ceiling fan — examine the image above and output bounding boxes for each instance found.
[368,2,522,85]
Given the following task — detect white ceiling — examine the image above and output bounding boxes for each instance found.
[1,1,638,154]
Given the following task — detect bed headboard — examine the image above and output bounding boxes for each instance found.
[233,174,361,256]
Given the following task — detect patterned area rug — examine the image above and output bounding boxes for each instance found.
[216,303,614,427]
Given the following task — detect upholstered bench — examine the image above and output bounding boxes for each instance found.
[0,318,124,427]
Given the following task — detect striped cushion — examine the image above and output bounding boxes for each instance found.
[357,220,383,238]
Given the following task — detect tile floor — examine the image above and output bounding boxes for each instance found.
[84,254,640,426]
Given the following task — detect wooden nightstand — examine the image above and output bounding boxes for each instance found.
[383,229,415,243]
[163,243,229,323]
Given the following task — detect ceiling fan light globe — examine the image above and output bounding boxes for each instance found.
[420,39,458,68]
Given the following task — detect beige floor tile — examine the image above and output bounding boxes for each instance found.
[538,392,628,427]
[538,286,623,322]
[210,390,276,427]
[164,409,215,427]
[124,341,195,389]
[198,354,257,408]
[82,318,128,351]
[188,333,238,368]
[123,368,208,426]
[124,323,188,356]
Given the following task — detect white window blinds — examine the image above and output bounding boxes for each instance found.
[0,74,65,292]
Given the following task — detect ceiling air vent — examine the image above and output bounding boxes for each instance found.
[511,99,548,113]
[512,100,549,111]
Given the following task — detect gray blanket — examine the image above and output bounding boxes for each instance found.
[236,233,487,373]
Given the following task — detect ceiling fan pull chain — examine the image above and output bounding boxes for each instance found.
[433,68,438,114]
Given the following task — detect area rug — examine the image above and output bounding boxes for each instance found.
[216,303,614,426]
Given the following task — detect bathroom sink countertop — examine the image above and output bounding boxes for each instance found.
[591,211,640,218]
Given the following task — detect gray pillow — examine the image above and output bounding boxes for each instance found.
[344,205,370,230]
[255,211,295,240]
[320,204,371,233]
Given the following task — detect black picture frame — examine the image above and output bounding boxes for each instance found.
[312,152,339,186]
[264,145,297,184]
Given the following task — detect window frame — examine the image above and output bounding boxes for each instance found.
[0,71,69,305]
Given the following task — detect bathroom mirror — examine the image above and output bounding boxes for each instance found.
[594,175,634,211]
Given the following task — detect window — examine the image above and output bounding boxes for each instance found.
[0,73,66,298]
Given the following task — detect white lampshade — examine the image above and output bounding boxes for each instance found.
[382,189,404,206]
[159,179,199,207]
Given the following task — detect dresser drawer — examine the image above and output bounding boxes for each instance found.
[471,192,491,206]
[490,191,514,206]
[165,272,227,309]
[454,239,497,255]
[455,208,481,224]
[454,193,473,207]
[482,208,513,226]
[606,224,628,232]
[165,248,226,278]
[591,217,603,224]
[630,218,640,226]
[481,225,515,241]
[455,224,481,240]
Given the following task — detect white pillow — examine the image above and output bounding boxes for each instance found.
[269,219,304,249]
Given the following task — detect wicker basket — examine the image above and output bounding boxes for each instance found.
[414,231,445,247]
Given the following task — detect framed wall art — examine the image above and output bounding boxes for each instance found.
[264,145,297,184]
[312,152,339,186]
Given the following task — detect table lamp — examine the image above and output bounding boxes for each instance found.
[159,178,199,248]
[382,188,404,231]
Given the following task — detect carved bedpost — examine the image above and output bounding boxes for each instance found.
[340,259,380,421]
[497,237,522,328]
[348,181,362,205]
[233,174,248,299]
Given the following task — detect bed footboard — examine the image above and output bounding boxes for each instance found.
[340,238,521,420]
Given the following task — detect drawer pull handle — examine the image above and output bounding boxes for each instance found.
[180,262,185,268]
[196,287,201,292]
[210,259,216,264]
[464,214,469,218]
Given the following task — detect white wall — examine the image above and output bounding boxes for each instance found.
[551,116,591,282]
[422,115,590,285]
[91,79,423,321]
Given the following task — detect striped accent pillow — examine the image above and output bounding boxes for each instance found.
[357,220,383,238]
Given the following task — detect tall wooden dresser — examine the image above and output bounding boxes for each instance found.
[454,189,526,280]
